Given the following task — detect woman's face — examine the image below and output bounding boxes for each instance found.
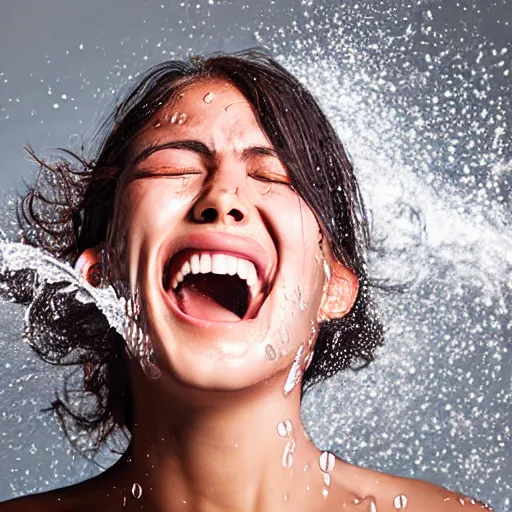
[116,79,332,392]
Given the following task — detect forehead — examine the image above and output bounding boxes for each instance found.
[134,79,271,153]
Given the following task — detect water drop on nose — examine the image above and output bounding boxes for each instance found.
[265,344,277,361]
[203,92,214,103]
[319,451,336,473]
[393,494,408,509]
[132,483,143,499]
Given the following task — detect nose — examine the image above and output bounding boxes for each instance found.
[191,180,248,225]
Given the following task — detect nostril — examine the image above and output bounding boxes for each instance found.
[229,209,244,222]
[200,208,218,223]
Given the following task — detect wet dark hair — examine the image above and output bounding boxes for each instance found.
[16,49,384,454]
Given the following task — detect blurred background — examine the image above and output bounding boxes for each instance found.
[0,0,510,509]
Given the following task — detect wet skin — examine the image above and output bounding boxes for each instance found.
[1,81,493,512]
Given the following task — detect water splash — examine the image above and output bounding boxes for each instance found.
[0,242,126,337]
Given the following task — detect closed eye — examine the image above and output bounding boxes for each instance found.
[128,167,203,183]
[249,171,292,186]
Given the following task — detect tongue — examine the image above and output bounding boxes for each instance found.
[177,285,242,322]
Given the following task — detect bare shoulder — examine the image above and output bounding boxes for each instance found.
[381,475,494,511]
[0,473,124,512]
[334,461,493,511]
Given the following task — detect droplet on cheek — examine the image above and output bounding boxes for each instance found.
[265,344,278,361]
[283,344,304,395]
[203,92,214,103]
[131,483,143,499]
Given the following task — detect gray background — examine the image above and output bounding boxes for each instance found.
[0,0,511,510]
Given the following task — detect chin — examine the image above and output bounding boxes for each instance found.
[130,233,325,396]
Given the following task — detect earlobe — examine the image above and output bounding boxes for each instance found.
[74,247,103,287]
[318,260,359,321]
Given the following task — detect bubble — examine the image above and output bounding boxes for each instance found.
[393,494,408,509]
[131,482,142,499]
[319,451,335,473]
[203,92,214,103]
[265,344,277,361]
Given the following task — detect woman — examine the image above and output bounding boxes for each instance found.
[2,50,491,511]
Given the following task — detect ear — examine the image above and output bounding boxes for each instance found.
[74,247,103,287]
[318,257,359,322]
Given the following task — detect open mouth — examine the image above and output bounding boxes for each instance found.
[163,250,269,323]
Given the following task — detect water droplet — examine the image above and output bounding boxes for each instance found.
[458,496,466,505]
[283,493,289,502]
[141,359,161,380]
[282,438,295,468]
[354,496,377,510]
[319,451,336,473]
[265,344,277,361]
[203,92,214,103]
[322,488,329,497]
[154,120,161,128]
[132,482,142,499]
[283,345,304,395]
[277,419,293,437]
[393,494,408,509]
[170,111,187,125]
[323,472,331,487]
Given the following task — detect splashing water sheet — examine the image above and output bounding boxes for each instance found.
[0,0,510,509]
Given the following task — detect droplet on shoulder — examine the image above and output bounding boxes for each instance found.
[393,494,408,509]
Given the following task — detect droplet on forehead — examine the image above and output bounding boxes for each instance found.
[170,111,188,125]
[131,483,142,499]
[203,92,214,103]
[393,494,408,509]
[265,344,277,361]
[319,451,336,473]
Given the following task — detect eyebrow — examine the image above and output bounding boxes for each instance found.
[131,140,214,167]
[131,139,280,168]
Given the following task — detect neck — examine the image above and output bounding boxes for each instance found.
[116,362,325,512]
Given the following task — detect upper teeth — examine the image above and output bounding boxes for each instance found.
[170,252,259,292]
